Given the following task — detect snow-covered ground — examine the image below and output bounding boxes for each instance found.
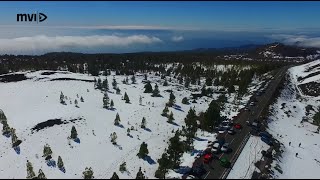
[266,60,320,179]
[227,136,269,179]
[0,66,266,179]
[0,70,210,179]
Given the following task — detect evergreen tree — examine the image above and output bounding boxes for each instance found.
[206,77,212,86]
[141,117,146,129]
[43,144,53,158]
[57,156,64,169]
[112,77,118,89]
[110,100,114,109]
[144,82,153,93]
[131,75,136,84]
[38,169,47,179]
[167,112,174,124]
[201,84,207,95]
[202,100,221,132]
[228,84,235,94]
[74,99,78,107]
[182,97,189,105]
[161,106,169,117]
[60,92,65,104]
[144,74,147,80]
[214,78,220,86]
[82,167,94,179]
[11,128,20,147]
[122,78,126,84]
[110,132,117,145]
[137,142,149,159]
[103,93,110,109]
[167,130,184,168]
[139,96,143,105]
[80,96,84,102]
[111,172,119,179]
[102,78,109,91]
[97,78,102,90]
[114,113,121,126]
[167,92,176,107]
[116,87,121,95]
[127,128,130,136]
[155,152,170,179]
[123,92,130,103]
[184,77,190,88]
[119,162,127,173]
[93,78,97,88]
[71,126,78,139]
[152,84,160,97]
[2,120,10,135]
[135,167,145,179]
[26,160,36,179]
[163,79,168,86]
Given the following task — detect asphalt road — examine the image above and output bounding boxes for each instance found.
[185,66,289,179]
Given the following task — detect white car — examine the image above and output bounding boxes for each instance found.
[218,128,226,134]
[187,175,196,179]
[221,143,230,152]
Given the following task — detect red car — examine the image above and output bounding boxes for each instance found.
[234,123,242,129]
[203,153,213,164]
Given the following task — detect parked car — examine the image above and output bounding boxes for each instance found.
[221,143,230,153]
[250,102,256,106]
[190,164,207,177]
[219,157,231,168]
[227,127,235,135]
[218,128,226,134]
[233,123,242,130]
[186,175,196,179]
[203,153,213,164]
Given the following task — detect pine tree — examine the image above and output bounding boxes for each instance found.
[167,92,176,107]
[163,79,168,86]
[201,84,207,96]
[116,87,121,95]
[184,77,190,88]
[60,92,65,104]
[93,78,97,88]
[135,167,145,179]
[102,78,109,91]
[110,100,114,109]
[43,144,53,158]
[161,106,169,117]
[82,167,94,179]
[202,100,221,132]
[57,156,64,169]
[144,74,147,80]
[182,97,189,105]
[26,160,36,179]
[80,96,84,102]
[114,113,121,126]
[144,82,153,93]
[112,77,117,89]
[124,92,130,103]
[111,172,119,179]
[103,93,110,109]
[139,96,143,105]
[97,78,102,90]
[137,142,149,159]
[122,78,126,84]
[38,169,47,179]
[110,132,117,145]
[141,117,146,129]
[206,77,212,86]
[167,111,174,124]
[125,76,129,84]
[119,162,127,173]
[75,99,78,107]
[2,120,10,135]
[127,128,130,136]
[131,75,136,84]
[71,126,78,139]
[155,152,170,179]
[152,84,160,97]
[11,128,20,147]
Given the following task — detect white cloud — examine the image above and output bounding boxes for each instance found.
[171,36,184,42]
[0,34,162,54]
[269,34,320,48]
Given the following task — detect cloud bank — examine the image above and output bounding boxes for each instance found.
[0,34,162,55]
[270,34,320,48]
[171,36,184,42]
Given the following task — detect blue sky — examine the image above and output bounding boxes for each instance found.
[0,1,319,54]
